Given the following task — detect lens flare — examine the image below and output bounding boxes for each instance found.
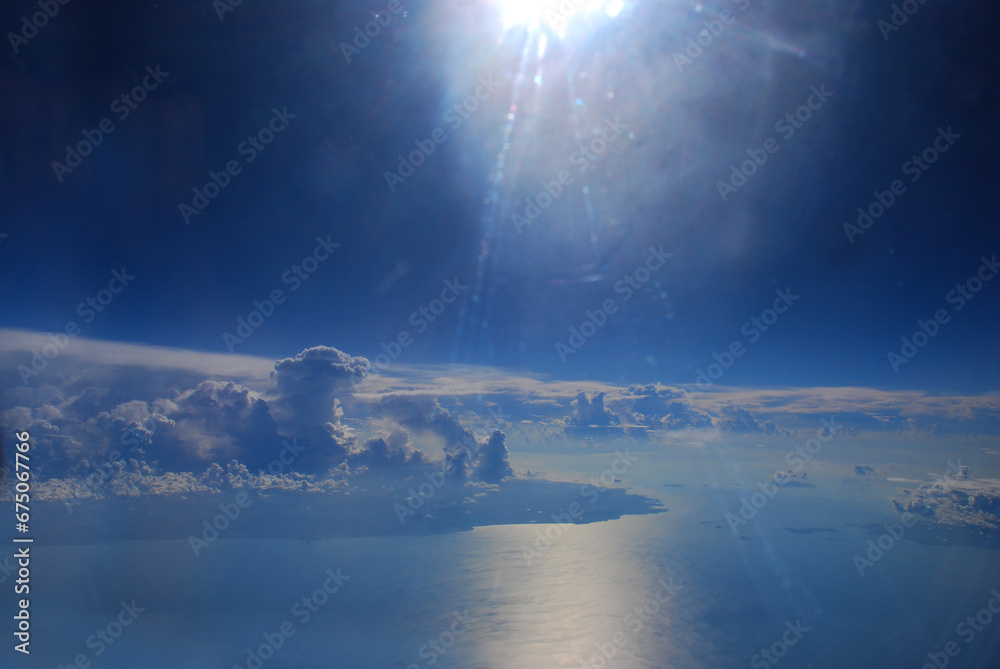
[495,0,624,37]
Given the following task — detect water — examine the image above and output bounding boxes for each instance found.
[19,494,1000,668]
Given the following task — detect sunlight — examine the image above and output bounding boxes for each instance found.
[497,0,544,30]
[495,0,624,37]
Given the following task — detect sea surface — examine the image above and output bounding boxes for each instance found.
[16,478,1000,668]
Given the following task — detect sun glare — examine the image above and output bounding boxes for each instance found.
[498,0,545,30]
[496,0,624,35]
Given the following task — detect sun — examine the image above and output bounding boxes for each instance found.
[496,0,545,30]
[495,0,625,35]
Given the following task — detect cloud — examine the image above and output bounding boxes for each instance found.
[0,343,373,477]
[0,328,274,389]
[3,331,1000,499]
[271,345,368,432]
[372,395,512,482]
[891,473,1000,531]
[474,429,513,483]
[143,381,285,471]
[1,380,292,477]
[353,366,1000,438]
[568,392,619,427]
[374,395,472,448]
[268,346,370,472]
[613,384,713,430]
[1,338,510,483]
[6,331,999,439]
[716,406,761,433]
[853,464,886,478]
[33,457,353,511]
[349,431,425,469]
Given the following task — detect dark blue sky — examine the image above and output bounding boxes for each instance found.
[2,0,998,392]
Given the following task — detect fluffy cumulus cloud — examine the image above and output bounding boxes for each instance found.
[717,406,761,433]
[269,346,369,469]
[891,474,1000,531]
[474,429,513,483]
[349,430,425,469]
[1,379,289,476]
[568,392,619,427]
[6,331,1000,515]
[854,464,887,477]
[0,343,441,484]
[372,395,512,482]
[612,384,712,430]
[565,386,750,433]
[715,405,786,435]
[144,380,282,471]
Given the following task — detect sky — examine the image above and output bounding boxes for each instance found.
[1,0,997,393]
[1,0,1000,667]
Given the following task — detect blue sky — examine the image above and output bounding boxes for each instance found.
[1,0,997,394]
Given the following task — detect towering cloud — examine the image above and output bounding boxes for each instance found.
[271,346,368,430]
[569,391,619,427]
[474,429,513,483]
[373,395,512,482]
[269,346,370,471]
